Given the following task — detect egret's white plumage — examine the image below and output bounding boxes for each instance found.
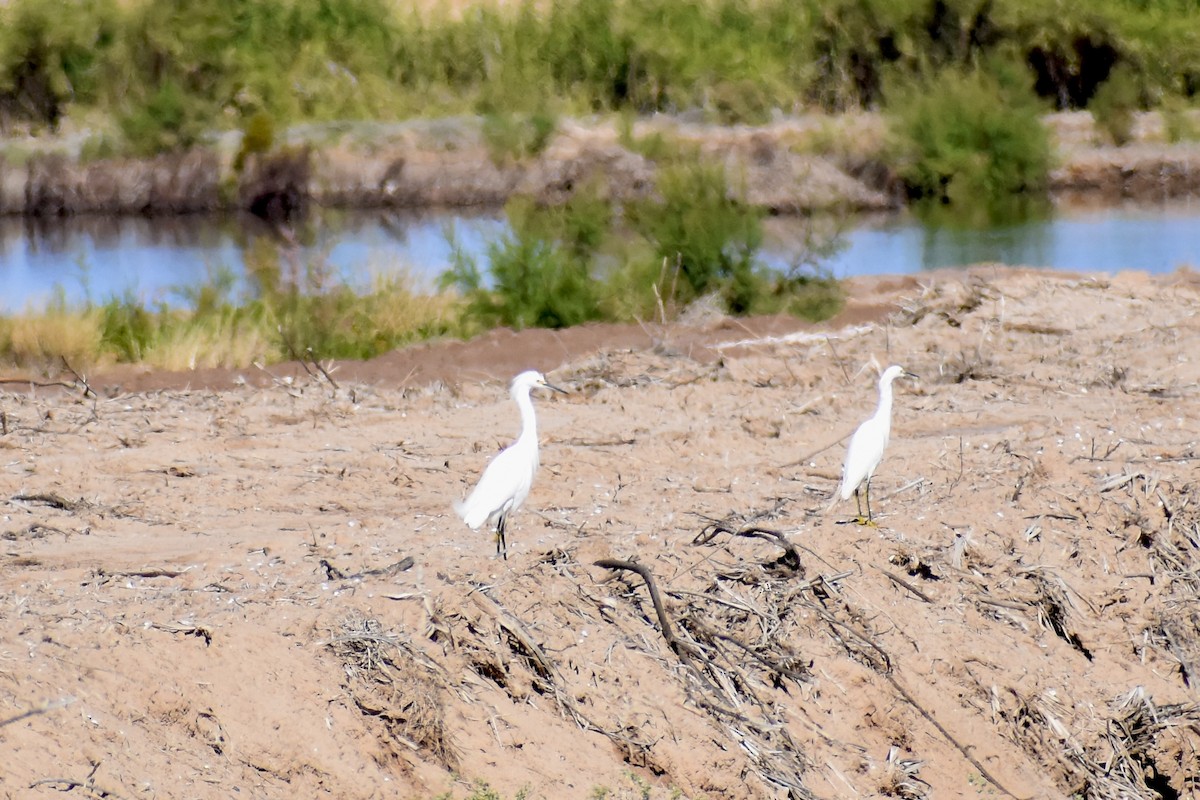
[455,370,565,558]
[839,364,916,524]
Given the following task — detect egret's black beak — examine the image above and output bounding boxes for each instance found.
[544,381,568,395]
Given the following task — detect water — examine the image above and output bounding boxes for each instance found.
[1,201,1197,314]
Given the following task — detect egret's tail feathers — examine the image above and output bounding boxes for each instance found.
[456,499,492,530]
[454,499,478,528]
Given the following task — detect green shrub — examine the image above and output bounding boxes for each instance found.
[117,80,210,156]
[888,66,1053,209]
[0,0,116,129]
[442,199,602,330]
[481,112,558,165]
[234,111,276,172]
[1162,98,1200,142]
[1089,63,1140,145]
[628,162,764,313]
[98,292,160,362]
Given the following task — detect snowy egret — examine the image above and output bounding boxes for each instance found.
[455,370,566,558]
[839,364,917,525]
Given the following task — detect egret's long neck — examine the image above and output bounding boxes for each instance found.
[875,377,895,422]
[513,388,538,446]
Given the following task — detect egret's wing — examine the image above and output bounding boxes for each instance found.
[458,444,525,529]
[840,417,886,499]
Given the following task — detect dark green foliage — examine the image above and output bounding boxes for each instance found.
[235,112,276,172]
[4,0,1200,149]
[98,292,158,362]
[117,79,209,156]
[629,163,764,313]
[481,112,558,165]
[442,168,844,328]
[443,199,602,331]
[0,0,116,129]
[888,66,1053,209]
[1089,63,1141,145]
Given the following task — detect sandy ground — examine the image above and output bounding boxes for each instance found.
[4,268,1200,800]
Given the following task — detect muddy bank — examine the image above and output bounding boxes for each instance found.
[1,112,1197,218]
[4,268,1200,799]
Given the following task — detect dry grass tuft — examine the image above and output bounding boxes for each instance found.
[327,614,457,770]
[0,309,103,369]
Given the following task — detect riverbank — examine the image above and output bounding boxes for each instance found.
[4,268,1200,799]
[2,111,1198,218]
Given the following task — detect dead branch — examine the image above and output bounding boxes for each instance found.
[593,558,697,663]
[2,522,72,541]
[0,696,74,728]
[60,356,97,400]
[95,567,185,580]
[693,520,804,573]
[11,492,91,512]
[878,567,934,603]
[470,588,560,688]
[30,777,130,800]
[320,557,414,582]
[148,621,213,646]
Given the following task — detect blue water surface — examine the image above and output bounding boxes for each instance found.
[1,201,1197,314]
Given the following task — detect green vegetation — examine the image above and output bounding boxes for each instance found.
[1,161,845,372]
[0,247,463,372]
[887,65,1054,212]
[481,112,558,166]
[4,0,1196,369]
[442,164,844,334]
[3,0,1200,145]
[1089,63,1141,145]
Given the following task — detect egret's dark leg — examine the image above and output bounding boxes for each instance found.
[864,478,875,525]
[853,480,876,526]
[496,512,508,560]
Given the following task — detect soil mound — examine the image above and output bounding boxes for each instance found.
[3,267,1200,799]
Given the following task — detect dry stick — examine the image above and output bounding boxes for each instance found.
[824,334,853,385]
[29,777,130,800]
[593,558,695,663]
[778,431,850,470]
[95,567,184,580]
[306,349,340,391]
[60,356,97,399]
[320,557,414,581]
[879,668,1027,800]
[471,590,558,684]
[597,560,815,798]
[0,696,74,728]
[278,326,322,383]
[877,567,934,603]
[0,378,76,390]
[149,621,213,646]
[693,522,803,572]
[686,617,810,683]
[467,588,650,751]
[11,492,88,512]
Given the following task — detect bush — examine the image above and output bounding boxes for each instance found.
[887,66,1053,209]
[1162,98,1200,143]
[442,199,602,330]
[117,80,210,156]
[0,0,116,130]
[628,162,764,313]
[481,112,558,166]
[1089,63,1140,145]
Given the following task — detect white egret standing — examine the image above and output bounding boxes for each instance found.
[456,370,566,558]
[839,364,917,525]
